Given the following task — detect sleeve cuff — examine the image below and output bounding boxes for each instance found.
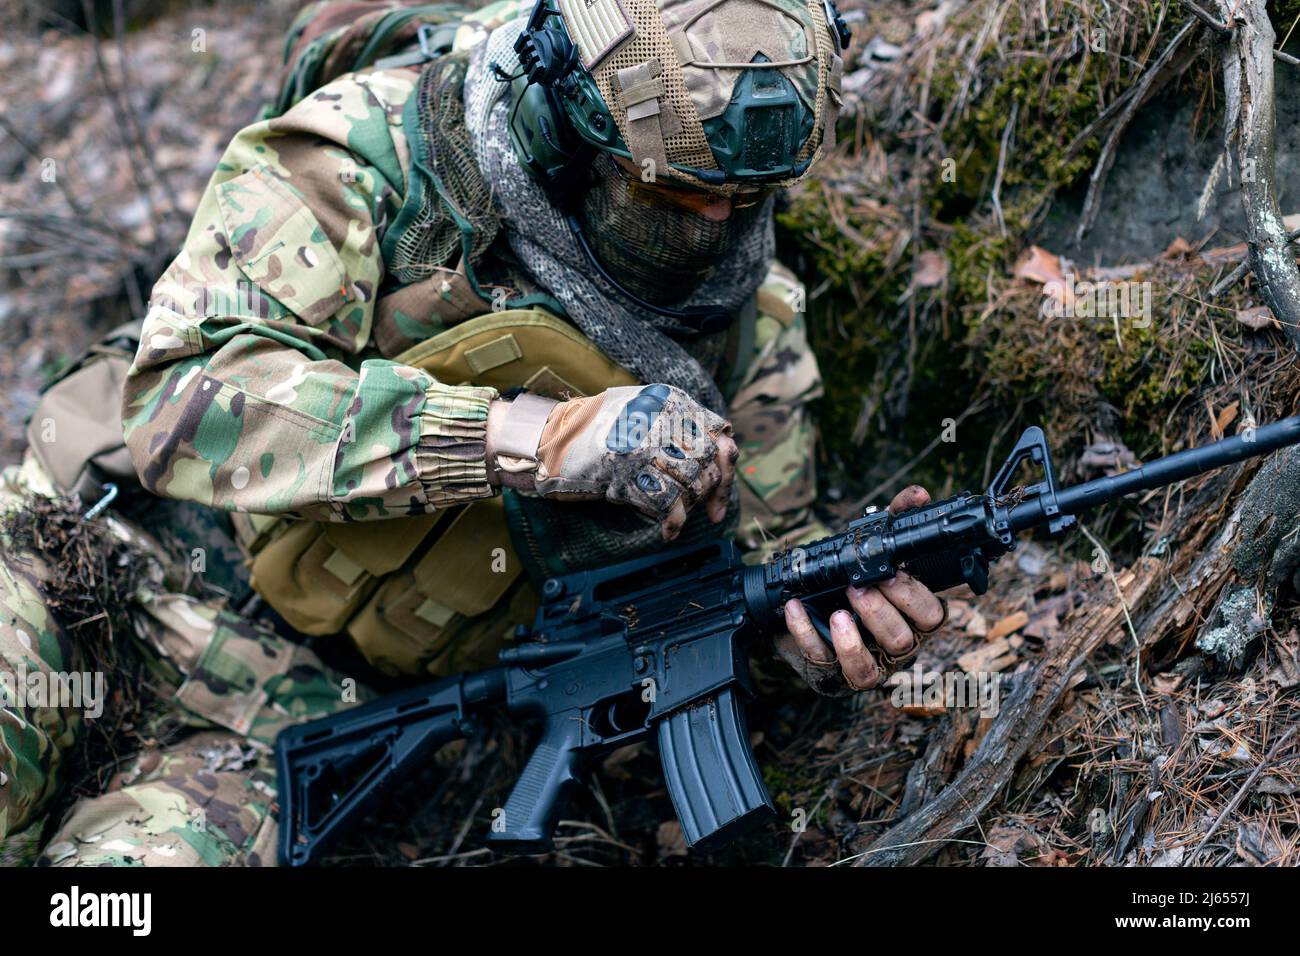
[416,382,499,507]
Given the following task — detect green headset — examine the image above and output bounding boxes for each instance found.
[505,0,852,206]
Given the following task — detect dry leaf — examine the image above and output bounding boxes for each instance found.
[1236,305,1275,330]
[1236,821,1281,865]
[915,0,957,36]
[1216,400,1239,436]
[1161,236,1195,259]
[1266,629,1300,689]
[1013,245,1065,286]
[913,249,949,288]
[656,821,688,857]
[1257,775,1298,795]
[981,825,1041,866]
[1023,612,1061,640]
[1079,437,1139,475]
[945,598,973,628]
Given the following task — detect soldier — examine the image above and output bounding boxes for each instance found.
[0,0,943,866]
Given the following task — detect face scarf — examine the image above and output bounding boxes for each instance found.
[575,153,771,307]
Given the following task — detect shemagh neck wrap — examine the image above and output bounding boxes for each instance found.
[463,15,777,415]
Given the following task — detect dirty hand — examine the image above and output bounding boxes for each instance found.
[774,485,948,696]
[485,384,738,540]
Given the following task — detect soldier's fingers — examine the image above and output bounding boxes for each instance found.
[829,610,881,689]
[877,571,945,633]
[654,437,714,494]
[688,461,722,509]
[782,598,834,663]
[845,585,915,657]
[707,432,738,522]
[661,497,688,541]
[887,484,931,515]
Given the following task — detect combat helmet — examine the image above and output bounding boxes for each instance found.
[508,0,851,201]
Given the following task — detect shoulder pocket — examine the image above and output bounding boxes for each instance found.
[217,165,355,325]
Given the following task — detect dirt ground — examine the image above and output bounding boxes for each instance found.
[0,1,293,464]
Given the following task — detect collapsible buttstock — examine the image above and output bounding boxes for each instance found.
[276,676,489,866]
[657,686,775,849]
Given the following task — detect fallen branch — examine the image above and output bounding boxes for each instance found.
[854,559,1165,866]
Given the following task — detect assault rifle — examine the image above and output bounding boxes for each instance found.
[277,414,1300,865]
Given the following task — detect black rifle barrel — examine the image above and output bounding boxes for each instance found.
[1008,414,1300,533]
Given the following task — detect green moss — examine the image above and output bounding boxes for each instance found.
[761,759,819,815]
[777,3,1202,493]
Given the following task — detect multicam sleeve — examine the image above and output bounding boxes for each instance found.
[122,70,498,522]
[730,263,829,559]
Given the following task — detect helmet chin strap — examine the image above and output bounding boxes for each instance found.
[563,213,732,337]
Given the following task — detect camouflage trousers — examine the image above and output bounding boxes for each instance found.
[0,452,359,867]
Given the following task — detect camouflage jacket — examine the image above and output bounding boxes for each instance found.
[123,9,824,552]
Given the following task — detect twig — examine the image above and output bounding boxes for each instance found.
[781,785,833,867]
[1180,0,1231,32]
[851,397,990,510]
[1079,522,1150,719]
[441,792,485,864]
[835,837,995,865]
[1209,226,1300,297]
[855,561,1165,866]
[0,208,140,245]
[1180,0,1300,64]
[110,0,183,224]
[77,0,182,237]
[990,100,1019,238]
[0,116,86,218]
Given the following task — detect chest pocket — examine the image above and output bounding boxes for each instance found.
[216,165,355,325]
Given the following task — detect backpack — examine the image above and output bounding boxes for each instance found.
[263,1,469,120]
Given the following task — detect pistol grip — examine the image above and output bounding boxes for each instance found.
[657,686,776,850]
[487,717,583,853]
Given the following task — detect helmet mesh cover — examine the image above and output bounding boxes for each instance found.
[560,0,837,188]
